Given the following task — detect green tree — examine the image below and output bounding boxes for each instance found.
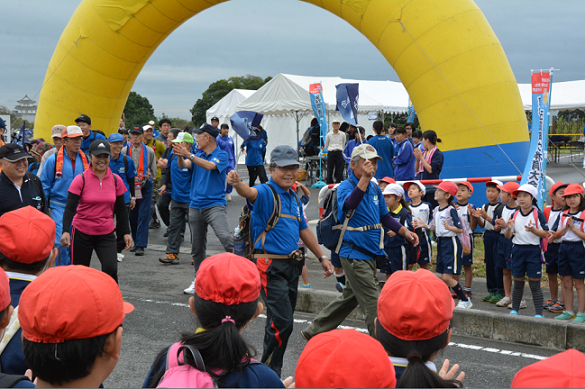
[190,75,272,125]
[124,91,155,130]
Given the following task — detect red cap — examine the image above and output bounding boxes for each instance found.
[457,181,474,193]
[0,206,56,264]
[378,269,454,341]
[562,184,584,197]
[511,349,585,388]
[434,181,458,197]
[497,182,521,197]
[195,253,260,305]
[379,177,396,185]
[19,266,134,343]
[549,182,568,197]
[0,268,10,311]
[295,329,396,388]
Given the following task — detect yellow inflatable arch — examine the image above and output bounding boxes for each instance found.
[35,0,529,177]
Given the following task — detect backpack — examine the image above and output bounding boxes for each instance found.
[238,183,302,260]
[156,342,261,388]
[26,171,45,212]
[513,208,548,263]
[560,209,585,233]
[0,373,31,388]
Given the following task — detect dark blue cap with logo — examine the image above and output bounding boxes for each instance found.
[193,123,219,138]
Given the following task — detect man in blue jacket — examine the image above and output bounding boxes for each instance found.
[367,120,394,179]
[0,206,57,376]
[40,125,89,266]
[393,127,416,181]
[216,123,236,201]
[75,114,106,154]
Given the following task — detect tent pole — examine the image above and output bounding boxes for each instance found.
[296,110,300,155]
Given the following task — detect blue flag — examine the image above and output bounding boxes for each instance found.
[12,121,26,148]
[336,83,359,126]
[230,111,264,141]
[309,83,328,142]
[407,98,417,122]
[522,70,553,208]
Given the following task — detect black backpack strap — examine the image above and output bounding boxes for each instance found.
[0,373,31,388]
[123,154,128,175]
[26,171,44,208]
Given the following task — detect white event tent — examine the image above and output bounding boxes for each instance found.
[518,80,585,112]
[235,73,409,161]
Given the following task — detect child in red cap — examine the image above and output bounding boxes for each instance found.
[406,180,433,270]
[418,181,472,309]
[295,329,396,388]
[18,266,133,388]
[511,349,585,388]
[376,269,464,387]
[549,184,585,322]
[144,253,284,388]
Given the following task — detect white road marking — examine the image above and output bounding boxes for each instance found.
[126,297,549,362]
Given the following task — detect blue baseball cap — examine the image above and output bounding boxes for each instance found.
[108,133,124,143]
[0,117,5,129]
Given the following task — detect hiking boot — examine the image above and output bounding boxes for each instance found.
[544,299,556,310]
[163,228,169,238]
[159,253,179,264]
[555,311,576,321]
[150,220,161,229]
[456,300,473,309]
[335,282,345,293]
[135,247,145,256]
[489,293,504,304]
[573,313,585,323]
[507,299,527,309]
[549,301,566,313]
[496,296,512,307]
[482,291,496,302]
[130,246,137,252]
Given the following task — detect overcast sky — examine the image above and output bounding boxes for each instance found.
[2,0,584,120]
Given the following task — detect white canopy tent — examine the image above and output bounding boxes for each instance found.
[235,73,409,160]
[518,80,585,111]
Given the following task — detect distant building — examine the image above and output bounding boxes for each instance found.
[13,95,37,123]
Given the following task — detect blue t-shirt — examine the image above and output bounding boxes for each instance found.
[189,147,229,209]
[261,130,268,151]
[337,173,389,260]
[109,154,137,204]
[167,151,192,204]
[393,139,416,181]
[244,138,264,166]
[217,135,236,169]
[367,135,395,179]
[384,206,413,248]
[250,179,308,255]
[80,130,107,154]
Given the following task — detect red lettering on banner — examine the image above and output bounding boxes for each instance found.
[309,83,322,94]
[532,72,551,94]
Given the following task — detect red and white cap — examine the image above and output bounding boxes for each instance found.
[403,180,426,195]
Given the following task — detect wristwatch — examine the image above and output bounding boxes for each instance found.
[319,255,328,263]
[131,197,136,200]
[189,154,195,161]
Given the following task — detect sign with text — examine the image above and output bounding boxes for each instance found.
[309,82,328,142]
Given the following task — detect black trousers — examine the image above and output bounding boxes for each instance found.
[71,227,118,283]
[247,165,268,187]
[117,205,131,253]
[157,193,172,227]
[327,150,345,184]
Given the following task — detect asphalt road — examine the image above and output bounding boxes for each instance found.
[96,164,581,387]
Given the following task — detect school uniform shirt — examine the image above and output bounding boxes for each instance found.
[244,138,265,166]
[552,211,585,242]
[216,135,236,168]
[548,208,565,244]
[109,153,137,204]
[390,356,437,383]
[40,149,88,208]
[393,138,416,181]
[384,204,412,248]
[0,273,36,375]
[189,147,229,209]
[411,202,433,226]
[249,179,307,255]
[80,130,107,154]
[0,172,47,217]
[430,205,461,237]
[367,135,395,179]
[511,208,548,245]
[455,201,475,232]
[482,202,501,231]
[337,173,389,260]
[493,205,519,235]
[166,151,192,204]
[67,167,127,235]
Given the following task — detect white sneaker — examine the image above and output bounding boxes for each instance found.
[226,193,232,201]
[183,280,195,295]
[507,299,527,309]
[456,300,473,309]
[496,296,512,307]
[117,253,124,262]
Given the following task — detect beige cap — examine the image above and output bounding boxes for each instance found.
[51,125,66,138]
[332,119,341,124]
[351,144,382,161]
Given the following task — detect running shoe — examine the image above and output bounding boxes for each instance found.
[489,293,504,304]
[534,314,545,318]
[335,282,345,293]
[482,291,496,302]
[507,299,527,309]
[544,299,556,309]
[117,253,124,262]
[496,296,512,307]
[549,301,566,313]
[300,284,312,289]
[451,292,458,300]
[226,193,232,201]
[159,253,179,264]
[574,313,585,324]
[555,311,576,321]
[455,300,473,309]
[464,290,472,299]
[510,310,520,315]
[183,280,195,295]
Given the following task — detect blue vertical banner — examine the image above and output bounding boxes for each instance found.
[335,83,359,126]
[407,98,416,122]
[309,82,328,142]
[230,111,264,141]
[522,69,553,208]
